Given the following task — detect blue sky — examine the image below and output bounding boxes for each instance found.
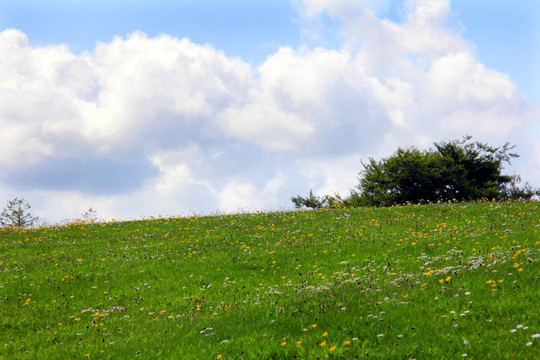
[0,0,539,221]
[2,0,538,98]
[1,1,299,65]
[450,0,540,100]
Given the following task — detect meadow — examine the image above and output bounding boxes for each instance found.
[0,201,538,359]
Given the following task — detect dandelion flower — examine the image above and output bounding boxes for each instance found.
[322,331,328,337]
[281,342,287,346]
[329,346,336,352]
[311,324,317,328]
[319,340,327,347]
[217,355,222,359]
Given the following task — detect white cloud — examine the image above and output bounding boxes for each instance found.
[0,0,538,222]
[217,89,315,153]
[426,51,518,105]
[0,29,254,196]
[300,0,391,19]
[90,31,254,154]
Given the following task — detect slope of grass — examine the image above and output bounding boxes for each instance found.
[0,201,538,359]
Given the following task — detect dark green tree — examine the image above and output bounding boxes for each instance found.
[292,136,538,208]
[432,137,517,201]
[357,136,535,206]
[358,147,443,206]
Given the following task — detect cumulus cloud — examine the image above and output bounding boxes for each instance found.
[0,0,538,221]
[0,29,253,193]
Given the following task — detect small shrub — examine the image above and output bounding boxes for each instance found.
[0,197,38,228]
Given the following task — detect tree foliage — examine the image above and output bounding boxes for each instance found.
[291,190,325,209]
[291,190,364,209]
[292,136,538,209]
[0,197,38,228]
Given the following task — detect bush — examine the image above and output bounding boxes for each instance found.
[358,136,525,205]
[292,136,539,208]
[358,146,442,206]
[291,190,330,209]
[82,207,98,221]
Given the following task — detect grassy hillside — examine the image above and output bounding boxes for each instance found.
[0,201,538,359]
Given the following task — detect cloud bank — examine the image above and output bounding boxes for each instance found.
[1,0,538,221]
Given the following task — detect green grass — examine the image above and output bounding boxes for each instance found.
[0,201,539,359]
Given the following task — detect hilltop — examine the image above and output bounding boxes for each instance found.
[0,201,538,359]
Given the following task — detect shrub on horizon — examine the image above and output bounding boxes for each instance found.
[292,136,539,209]
[0,197,38,228]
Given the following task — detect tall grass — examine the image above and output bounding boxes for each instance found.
[0,201,538,359]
